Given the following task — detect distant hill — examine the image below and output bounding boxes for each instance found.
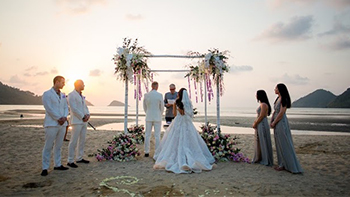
[0,81,42,105]
[327,88,350,108]
[292,89,336,108]
[108,100,125,106]
[0,81,94,106]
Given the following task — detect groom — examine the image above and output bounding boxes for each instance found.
[143,81,164,157]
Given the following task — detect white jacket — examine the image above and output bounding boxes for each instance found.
[68,90,90,125]
[143,90,164,122]
[42,88,69,127]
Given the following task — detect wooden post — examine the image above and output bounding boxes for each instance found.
[204,74,208,125]
[124,80,128,134]
[216,77,221,135]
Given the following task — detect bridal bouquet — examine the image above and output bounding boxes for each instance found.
[96,133,140,162]
[127,124,145,144]
[200,123,250,162]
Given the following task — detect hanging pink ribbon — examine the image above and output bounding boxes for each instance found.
[200,82,203,102]
[151,73,153,82]
[133,72,137,99]
[194,80,198,103]
[138,70,142,101]
[188,77,191,99]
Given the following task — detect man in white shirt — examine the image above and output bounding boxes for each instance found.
[41,76,69,176]
[143,81,164,157]
[67,80,90,168]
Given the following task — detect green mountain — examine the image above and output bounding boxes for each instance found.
[0,81,43,105]
[292,89,336,108]
[327,88,350,108]
[0,81,94,106]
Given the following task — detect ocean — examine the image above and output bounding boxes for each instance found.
[1,105,350,133]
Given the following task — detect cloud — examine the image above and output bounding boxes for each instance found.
[9,75,26,84]
[89,69,102,76]
[56,0,106,15]
[318,20,350,37]
[230,65,253,73]
[318,18,350,51]
[256,15,314,42]
[125,14,144,21]
[35,72,49,76]
[268,0,350,10]
[271,73,309,85]
[51,68,59,74]
[325,36,350,51]
[25,66,37,72]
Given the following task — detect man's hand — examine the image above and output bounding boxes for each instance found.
[166,103,173,107]
[83,114,90,122]
[58,117,67,125]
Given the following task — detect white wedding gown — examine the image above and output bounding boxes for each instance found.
[153,103,215,174]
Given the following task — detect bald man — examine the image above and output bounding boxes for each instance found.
[67,80,90,168]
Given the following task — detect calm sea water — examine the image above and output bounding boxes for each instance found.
[1,104,350,119]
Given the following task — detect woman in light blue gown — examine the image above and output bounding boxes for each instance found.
[252,90,273,166]
[270,83,303,174]
[153,88,215,174]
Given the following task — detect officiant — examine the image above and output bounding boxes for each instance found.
[164,84,178,124]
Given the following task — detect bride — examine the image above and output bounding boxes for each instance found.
[153,88,216,173]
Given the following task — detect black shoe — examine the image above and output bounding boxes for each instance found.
[67,162,78,168]
[53,165,69,170]
[77,159,90,164]
[41,169,48,176]
[144,153,149,157]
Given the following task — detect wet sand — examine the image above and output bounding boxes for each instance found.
[0,117,350,196]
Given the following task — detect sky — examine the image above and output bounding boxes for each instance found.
[0,0,349,108]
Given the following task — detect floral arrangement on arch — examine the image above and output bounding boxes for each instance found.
[127,124,145,144]
[112,38,152,83]
[96,133,140,162]
[200,123,250,162]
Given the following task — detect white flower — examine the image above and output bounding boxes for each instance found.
[117,47,124,56]
[126,54,134,67]
[204,53,212,68]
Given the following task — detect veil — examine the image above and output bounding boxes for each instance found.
[182,90,194,118]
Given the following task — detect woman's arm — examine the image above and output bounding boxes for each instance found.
[253,103,267,128]
[270,105,287,128]
[172,103,177,117]
[178,108,185,115]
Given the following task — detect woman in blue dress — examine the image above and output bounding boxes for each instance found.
[252,90,273,166]
[270,83,303,173]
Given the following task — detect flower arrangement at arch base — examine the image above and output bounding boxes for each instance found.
[96,133,140,162]
[200,123,250,163]
[127,124,145,144]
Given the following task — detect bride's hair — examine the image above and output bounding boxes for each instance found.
[175,88,186,110]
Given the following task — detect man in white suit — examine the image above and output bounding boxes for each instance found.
[143,81,164,157]
[41,76,69,176]
[67,80,90,168]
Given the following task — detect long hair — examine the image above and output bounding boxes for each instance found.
[257,90,271,116]
[175,88,186,110]
[274,83,291,108]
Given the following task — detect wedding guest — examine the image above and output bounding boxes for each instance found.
[252,90,273,166]
[67,80,90,168]
[164,84,177,124]
[41,75,69,176]
[143,81,164,157]
[270,83,303,174]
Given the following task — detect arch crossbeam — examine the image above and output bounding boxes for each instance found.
[145,55,204,58]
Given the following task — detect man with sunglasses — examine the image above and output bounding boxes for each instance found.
[164,84,178,125]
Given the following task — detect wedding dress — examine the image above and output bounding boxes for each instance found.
[153,90,215,173]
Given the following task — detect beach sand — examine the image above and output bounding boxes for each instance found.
[0,117,350,196]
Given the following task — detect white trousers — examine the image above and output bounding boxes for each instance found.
[144,121,161,154]
[68,123,87,163]
[42,125,65,170]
